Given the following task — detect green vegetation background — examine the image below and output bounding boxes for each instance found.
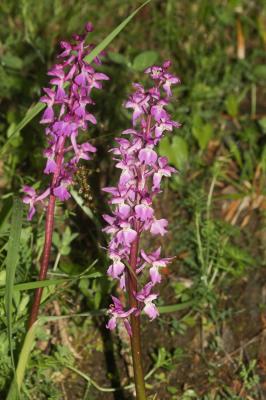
[0,1,265,399]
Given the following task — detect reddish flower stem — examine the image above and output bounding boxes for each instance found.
[125,113,153,399]
[28,138,65,329]
[127,234,146,400]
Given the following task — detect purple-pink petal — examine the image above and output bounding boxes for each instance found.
[138,148,157,164]
[44,158,57,174]
[54,185,71,201]
[40,107,54,124]
[117,228,137,246]
[150,219,168,236]
[27,205,36,221]
[107,260,125,278]
[106,317,117,331]
[23,185,36,197]
[135,204,154,221]
[143,302,159,320]
[149,266,161,284]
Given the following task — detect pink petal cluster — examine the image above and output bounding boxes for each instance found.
[103,61,180,334]
[23,23,109,220]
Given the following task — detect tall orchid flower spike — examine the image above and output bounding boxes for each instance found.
[103,61,180,400]
[23,23,109,220]
[23,22,109,328]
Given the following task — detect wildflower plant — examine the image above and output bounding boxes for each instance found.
[103,61,180,399]
[23,22,109,327]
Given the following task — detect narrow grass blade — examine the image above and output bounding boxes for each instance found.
[158,301,194,314]
[0,102,44,156]
[38,300,194,322]
[66,364,116,392]
[5,198,23,371]
[83,0,152,65]
[70,189,95,220]
[41,310,106,321]
[0,198,13,236]
[0,272,102,296]
[66,350,162,392]
[6,322,39,400]
[1,0,152,155]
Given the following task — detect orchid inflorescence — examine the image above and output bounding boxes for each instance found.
[20,17,182,398]
[23,22,109,220]
[103,61,181,335]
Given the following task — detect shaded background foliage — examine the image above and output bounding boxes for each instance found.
[0,0,266,399]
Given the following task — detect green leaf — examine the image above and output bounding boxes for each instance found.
[0,102,44,156]
[0,272,102,296]
[228,139,242,167]
[17,294,30,317]
[258,13,266,44]
[167,386,178,394]
[132,50,158,71]
[0,270,6,287]
[158,300,194,314]
[108,51,128,65]
[5,198,23,371]
[0,0,152,156]
[159,136,189,169]
[191,83,217,100]
[253,65,266,81]
[192,115,213,150]
[225,94,239,118]
[83,0,152,65]
[261,146,266,172]
[0,197,13,235]
[70,189,94,219]
[53,226,79,256]
[158,137,172,161]
[259,117,266,132]
[172,136,189,169]
[1,54,23,70]
[171,136,188,169]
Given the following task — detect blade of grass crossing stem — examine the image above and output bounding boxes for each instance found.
[0,272,102,296]
[0,103,44,157]
[5,198,23,372]
[0,0,152,156]
[7,322,39,400]
[39,300,193,321]
[83,0,152,65]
